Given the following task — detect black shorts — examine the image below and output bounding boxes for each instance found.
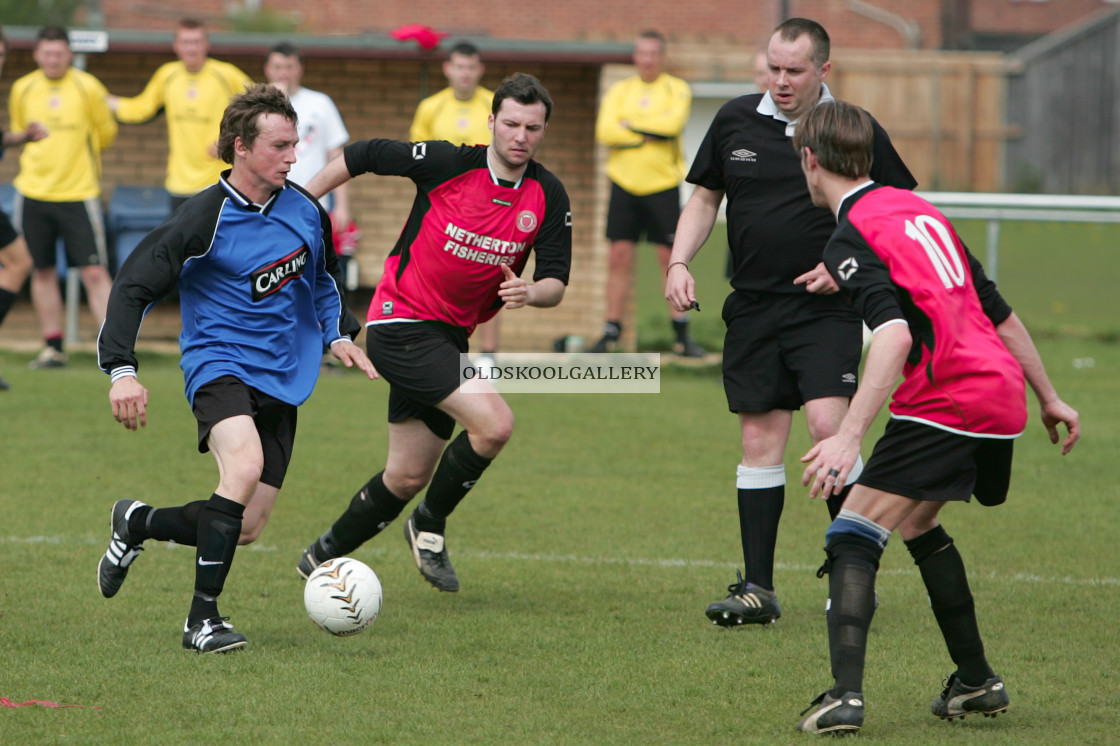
[16,195,108,269]
[0,208,18,247]
[605,183,680,246]
[366,321,468,440]
[721,291,861,412]
[859,418,1015,505]
[191,376,298,489]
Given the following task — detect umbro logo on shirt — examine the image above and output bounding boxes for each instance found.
[730,148,757,162]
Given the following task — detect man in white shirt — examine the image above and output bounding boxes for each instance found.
[264,42,351,230]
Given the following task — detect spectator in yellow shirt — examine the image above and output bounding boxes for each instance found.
[410,41,493,145]
[9,25,117,369]
[108,18,251,211]
[410,41,503,370]
[589,30,702,357]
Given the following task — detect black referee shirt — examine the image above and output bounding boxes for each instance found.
[688,93,916,295]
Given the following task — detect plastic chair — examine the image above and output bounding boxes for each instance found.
[107,185,170,273]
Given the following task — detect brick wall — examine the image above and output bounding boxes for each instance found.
[971,0,1116,35]
[0,48,608,352]
[94,0,1114,51]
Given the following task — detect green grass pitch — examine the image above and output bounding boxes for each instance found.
[1,222,1117,744]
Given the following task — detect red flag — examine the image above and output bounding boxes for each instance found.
[390,24,448,51]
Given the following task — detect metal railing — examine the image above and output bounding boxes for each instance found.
[919,192,1120,282]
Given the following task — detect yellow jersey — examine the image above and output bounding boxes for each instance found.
[9,67,117,202]
[409,86,493,146]
[596,72,691,196]
[115,58,251,196]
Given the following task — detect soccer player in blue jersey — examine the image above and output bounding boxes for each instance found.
[95,84,376,654]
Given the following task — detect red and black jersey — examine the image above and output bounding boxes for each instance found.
[344,139,572,332]
[825,184,1026,438]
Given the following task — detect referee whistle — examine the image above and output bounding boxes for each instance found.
[689,300,701,312]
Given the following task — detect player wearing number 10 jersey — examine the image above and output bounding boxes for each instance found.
[823,185,1026,437]
[792,100,1079,735]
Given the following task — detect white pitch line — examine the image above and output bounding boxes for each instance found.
[5,536,1118,587]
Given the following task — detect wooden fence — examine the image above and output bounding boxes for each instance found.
[671,45,1013,192]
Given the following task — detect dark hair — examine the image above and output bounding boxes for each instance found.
[268,41,303,65]
[178,18,205,32]
[492,73,553,122]
[217,83,298,164]
[773,17,830,68]
[637,29,667,50]
[37,25,70,45]
[792,100,874,180]
[448,40,481,59]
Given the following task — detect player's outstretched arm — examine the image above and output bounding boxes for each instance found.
[996,311,1080,454]
[109,376,150,432]
[306,154,353,200]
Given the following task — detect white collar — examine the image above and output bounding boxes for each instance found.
[757,82,835,137]
[836,180,876,218]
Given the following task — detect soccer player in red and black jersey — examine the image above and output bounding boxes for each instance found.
[297,73,572,593]
[790,101,1080,734]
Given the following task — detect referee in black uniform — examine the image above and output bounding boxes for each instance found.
[665,18,916,626]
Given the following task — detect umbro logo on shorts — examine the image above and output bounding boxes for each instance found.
[838,257,859,281]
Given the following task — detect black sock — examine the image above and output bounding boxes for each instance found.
[602,320,621,339]
[189,494,243,626]
[46,335,63,353]
[320,471,407,558]
[738,485,784,590]
[826,535,882,697]
[130,501,205,545]
[826,484,853,521]
[413,430,493,534]
[905,526,994,686]
[0,287,16,327]
[671,318,689,343]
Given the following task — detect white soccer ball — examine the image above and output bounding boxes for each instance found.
[303,557,382,636]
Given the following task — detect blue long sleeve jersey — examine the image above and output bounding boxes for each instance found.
[98,174,361,406]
